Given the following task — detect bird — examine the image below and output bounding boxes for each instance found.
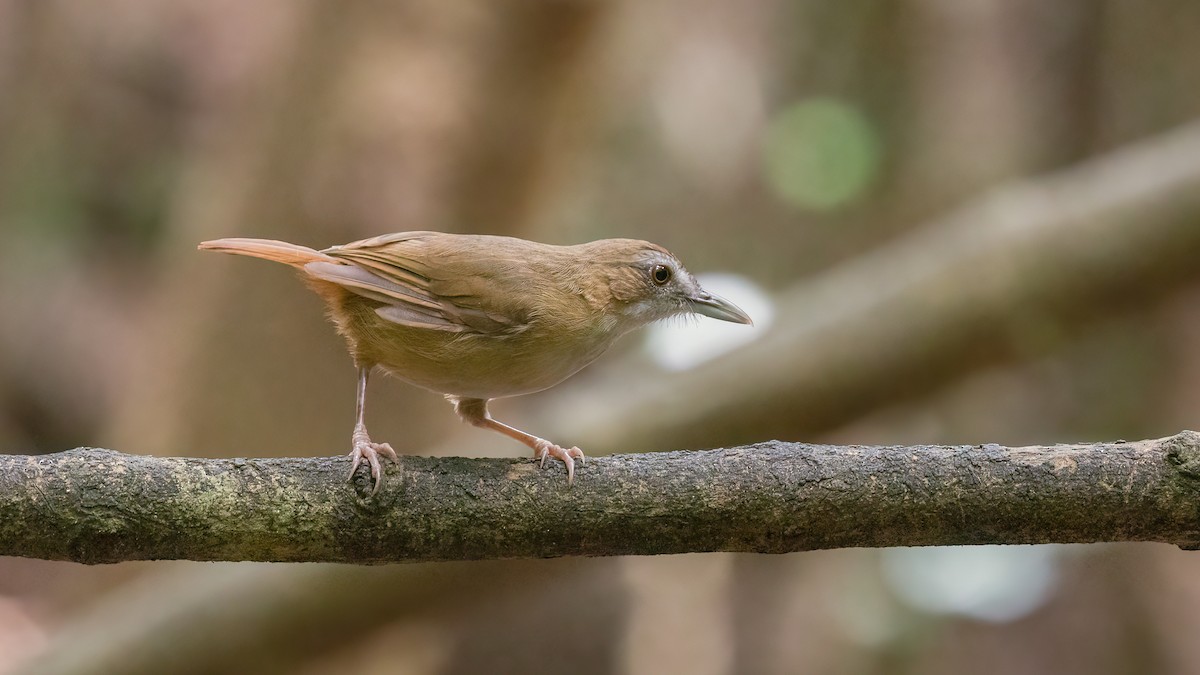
[198,231,752,493]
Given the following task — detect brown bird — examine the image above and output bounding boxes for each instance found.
[199,231,751,493]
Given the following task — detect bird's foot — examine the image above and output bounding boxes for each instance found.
[348,427,398,495]
[533,439,585,484]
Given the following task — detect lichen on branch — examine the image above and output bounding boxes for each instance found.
[3,431,1199,564]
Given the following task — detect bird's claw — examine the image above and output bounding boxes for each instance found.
[533,440,585,484]
[348,432,398,495]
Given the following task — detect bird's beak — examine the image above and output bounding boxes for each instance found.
[689,290,753,325]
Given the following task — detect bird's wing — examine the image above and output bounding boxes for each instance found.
[310,232,536,335]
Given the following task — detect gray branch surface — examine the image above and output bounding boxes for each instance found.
[4,431,1200,563]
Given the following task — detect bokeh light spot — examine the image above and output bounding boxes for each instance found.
[763,98,881,211]
[881,545,1063,623]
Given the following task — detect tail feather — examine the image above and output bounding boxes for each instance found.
[198,238,337,268]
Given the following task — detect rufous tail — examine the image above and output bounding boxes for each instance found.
[197,238,338,268]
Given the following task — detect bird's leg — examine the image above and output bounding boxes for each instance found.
[348,366,398,494]
[449,397,585,483]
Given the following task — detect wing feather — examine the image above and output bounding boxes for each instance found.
[315,232,537,335]
[374,305,467,332]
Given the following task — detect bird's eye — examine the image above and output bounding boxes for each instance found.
[651,264,672,285]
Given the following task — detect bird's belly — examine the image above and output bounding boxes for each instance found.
[366,323,613,400]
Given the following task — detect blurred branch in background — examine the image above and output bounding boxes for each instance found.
[552,118,1200,453]
[5,432,1200,565]
[12,558,620,675]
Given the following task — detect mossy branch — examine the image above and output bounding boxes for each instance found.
[4,431,1200,563]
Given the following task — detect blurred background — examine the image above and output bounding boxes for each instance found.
[3,0,1200,673]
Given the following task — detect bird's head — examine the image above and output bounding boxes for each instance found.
[579,239,753,329]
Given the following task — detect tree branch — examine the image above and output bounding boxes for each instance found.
[5,431,1200,563]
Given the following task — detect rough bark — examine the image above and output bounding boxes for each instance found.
[4,431,1200,563]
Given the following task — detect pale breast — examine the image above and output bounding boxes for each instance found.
[354,302,623,400]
